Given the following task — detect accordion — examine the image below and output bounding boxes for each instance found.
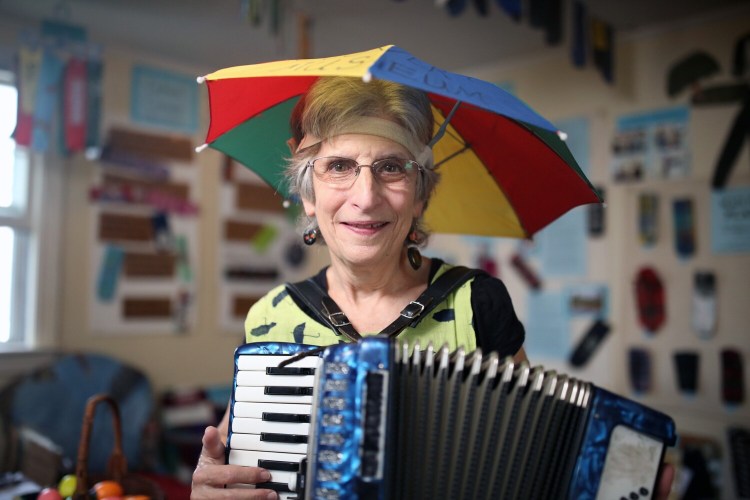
[226,338,677,500]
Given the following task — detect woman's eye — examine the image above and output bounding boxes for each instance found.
[378,160,406,174]
[328,160,353,173]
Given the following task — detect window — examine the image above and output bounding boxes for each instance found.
[0,69,63,353]
[0,75,32,348]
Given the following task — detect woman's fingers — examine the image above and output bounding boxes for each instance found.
[656,463,675,500]
[191,426,278,499]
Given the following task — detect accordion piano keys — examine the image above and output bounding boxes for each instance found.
[228,345,323,498]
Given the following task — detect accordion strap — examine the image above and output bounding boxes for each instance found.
[286,265,482,340]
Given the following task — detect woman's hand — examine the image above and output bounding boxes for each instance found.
[191,425,278,499]
[656,462,675,500]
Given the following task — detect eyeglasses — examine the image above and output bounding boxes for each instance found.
[306,156,422,187]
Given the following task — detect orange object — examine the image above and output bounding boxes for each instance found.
[123,496,151,500]
[93,480,124,499]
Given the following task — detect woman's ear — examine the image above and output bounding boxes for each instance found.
[412,199,425,219]
[302,196,316,217]
[286,137,299,155]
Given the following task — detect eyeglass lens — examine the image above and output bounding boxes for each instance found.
[310,157,418,185]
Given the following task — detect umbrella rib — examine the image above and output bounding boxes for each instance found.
[433,144,471,169]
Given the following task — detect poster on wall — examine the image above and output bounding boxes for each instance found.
[131,65,199,133]
[610,106,690,182]
[711,185,750,253]
[524,290,571,361]
[88,128,200,335]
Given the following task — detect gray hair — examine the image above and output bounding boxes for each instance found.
[284,77,440,246]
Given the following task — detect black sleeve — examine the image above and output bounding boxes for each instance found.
[470,273,525,358]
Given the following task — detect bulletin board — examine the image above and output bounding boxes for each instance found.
[88,127,200,335]
[217,160,311,334]
[617,178,750,428]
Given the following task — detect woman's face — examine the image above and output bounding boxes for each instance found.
[302,133,424,269]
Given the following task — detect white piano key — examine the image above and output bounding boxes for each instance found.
[229,431,309,454]
[238,354,321,371]
[233,401,312,419]
[229,448,306,466]
[230,417,310,435]
[226,484,297,500]
[235,386,312,404]
[236,370,316,387]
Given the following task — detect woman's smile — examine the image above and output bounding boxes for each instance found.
[341,220,390,235]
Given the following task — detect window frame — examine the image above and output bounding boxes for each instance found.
[0,69,63,353]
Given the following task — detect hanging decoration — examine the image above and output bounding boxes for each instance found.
[13,18,103,156]
[430,0,615,83]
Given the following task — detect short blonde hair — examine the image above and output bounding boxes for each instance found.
[285,77,439,246]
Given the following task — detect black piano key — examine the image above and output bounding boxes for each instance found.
[256,481,292,493]
[266,367,316,375]
[257,459,301,472]
[264,386,314,396]
[262,412,311,423]
[260,432,308,444]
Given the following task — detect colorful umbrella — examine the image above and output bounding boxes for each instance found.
[198,45,601,238]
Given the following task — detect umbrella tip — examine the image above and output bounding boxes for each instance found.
[195,143,209,153]
[557,130,568,141]
[362,72,372,83]
[196,75,206,84]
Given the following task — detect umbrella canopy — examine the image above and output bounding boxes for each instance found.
[199,45,601,238]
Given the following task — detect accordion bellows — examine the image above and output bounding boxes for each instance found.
[227,338,677,500]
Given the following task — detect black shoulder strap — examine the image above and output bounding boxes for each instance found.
[379,265,483,337]
[286,265,483,340]
[285,279,363,342]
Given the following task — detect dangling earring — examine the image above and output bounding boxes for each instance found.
[303,227,318,246]
[407,247,422,270]
[407,229,422,270]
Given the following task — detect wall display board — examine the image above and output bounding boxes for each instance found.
[218,161,310,334]
[619,179,750,481]
[88,127,200,335]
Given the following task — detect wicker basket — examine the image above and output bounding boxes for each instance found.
[73,394,163,500]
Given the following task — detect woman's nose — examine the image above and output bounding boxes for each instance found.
[348,166,382,204]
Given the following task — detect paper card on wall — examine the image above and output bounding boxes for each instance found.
[224,220,264,242]
[565,283,609,319]
[106,127,194,162]
[97,245,123,302]
[130,65,198,133]
[99,212,154,242]
[711,186,750,253]
[538,206,587,277]
[103,173,190,201]
[524,290,570,360]
[225,266,280,281]
[123,252,175,278]
[122,297,173,319]
[673,197,696,259]
[175,235,192,283]
[611,106,690,182]
[252,225,278,253]
[233,295,264,319]
[151,211,172,249]
[236,182,287,213]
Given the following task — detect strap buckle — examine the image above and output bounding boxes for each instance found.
[328,311,351,327]
[400,301,425,320]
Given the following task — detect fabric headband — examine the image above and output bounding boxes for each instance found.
[296,116,434,168]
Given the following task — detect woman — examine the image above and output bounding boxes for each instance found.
[191,77,671,499]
